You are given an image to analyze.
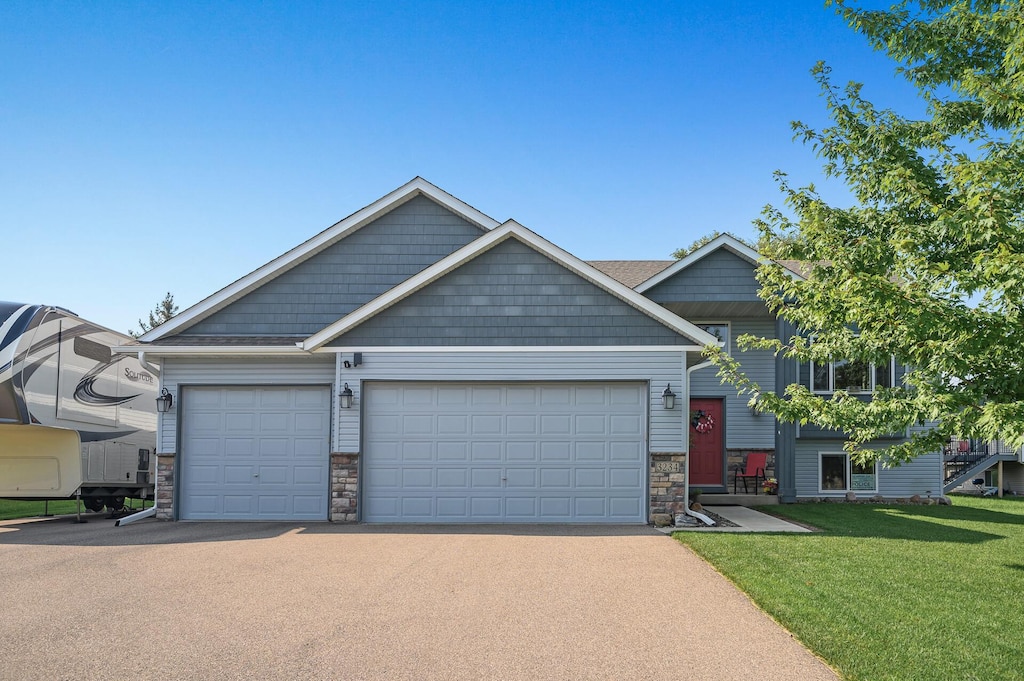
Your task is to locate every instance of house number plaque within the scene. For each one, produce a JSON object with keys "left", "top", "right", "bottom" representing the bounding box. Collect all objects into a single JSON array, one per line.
[{"left": 654, "top": 461, "right": 679, "bottom": 473}]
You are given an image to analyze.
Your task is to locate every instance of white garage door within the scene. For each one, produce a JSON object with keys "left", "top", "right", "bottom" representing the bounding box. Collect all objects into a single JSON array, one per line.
[
  {"left": 180, "top": 386, "right": 331, "bottom": 520},
  {"left": 363, "top": 382, "right": 647, "bottom": 523}
]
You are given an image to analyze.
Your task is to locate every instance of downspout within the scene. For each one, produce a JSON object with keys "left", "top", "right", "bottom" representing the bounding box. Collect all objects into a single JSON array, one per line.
[{"left": 683, "top": 358, "right": 715, "bottom": 525}]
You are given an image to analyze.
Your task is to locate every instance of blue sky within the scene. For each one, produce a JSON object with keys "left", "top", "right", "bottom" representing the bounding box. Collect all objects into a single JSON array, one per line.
[{"left": 1, "top": 1, "right": 920, "bottom": 335}]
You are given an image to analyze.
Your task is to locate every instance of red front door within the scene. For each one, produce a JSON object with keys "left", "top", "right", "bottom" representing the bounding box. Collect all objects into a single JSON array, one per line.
[{"left": 689, "top": 397, "right": 725, "bottom": 487}]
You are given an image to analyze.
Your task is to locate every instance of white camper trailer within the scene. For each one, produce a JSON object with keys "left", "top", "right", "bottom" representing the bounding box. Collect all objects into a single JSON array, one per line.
[{"left": 0, "top": 302, "right": 157, "bottom": 510}]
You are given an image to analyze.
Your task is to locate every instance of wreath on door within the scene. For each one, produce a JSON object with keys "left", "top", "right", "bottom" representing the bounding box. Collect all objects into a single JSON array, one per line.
[{"left": 690, "top": 409, "right": 715, "bottom": 434}]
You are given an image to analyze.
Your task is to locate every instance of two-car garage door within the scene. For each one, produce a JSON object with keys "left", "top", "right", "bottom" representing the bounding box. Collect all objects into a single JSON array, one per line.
[{"left": 362, "top": 382, "right": 647, "bottom": 523}]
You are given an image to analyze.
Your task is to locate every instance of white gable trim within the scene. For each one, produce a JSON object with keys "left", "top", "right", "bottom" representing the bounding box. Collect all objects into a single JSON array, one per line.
[
  {"left": 302, "top": 221, "right": 721, "bottom": 352},
  {"left": 635, "top": 233, "right": 787, "bottom": 293},
  {"left": 139, "top": 178, "right": 501, "bottom": 342}
]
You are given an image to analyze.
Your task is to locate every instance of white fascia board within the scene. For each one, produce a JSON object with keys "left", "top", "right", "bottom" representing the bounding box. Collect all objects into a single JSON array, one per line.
[
  {"left": 111, "top": 345, "right": 307, "bottom": 356},
  {"left": 139, "top": 177, "right": 501, "bottom": 342},
  {"left": 635, "top": 233, "right": 778, "bottom": 293},
  {"left": 302, "top": 221, "right": 721, "bottom": 351},
  {"left": 313, "top": 345, "right": 706, "bottom": 353}
]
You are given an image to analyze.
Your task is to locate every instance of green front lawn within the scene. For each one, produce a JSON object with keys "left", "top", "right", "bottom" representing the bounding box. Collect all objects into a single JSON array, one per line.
[
  {"left": 0, "top": 498, "right": 152, "bottom": 521},
  {"left": 674, "top": 496, "right": 1024, "bottom": 681}
]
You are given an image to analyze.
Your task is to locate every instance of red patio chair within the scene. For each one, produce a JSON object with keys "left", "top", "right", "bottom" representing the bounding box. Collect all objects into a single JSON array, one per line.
[{"left": 733, "top": 452, "right": 769, "bottom": 494}]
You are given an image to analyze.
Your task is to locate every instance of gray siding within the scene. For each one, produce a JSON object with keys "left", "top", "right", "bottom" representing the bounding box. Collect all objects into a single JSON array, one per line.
[
  {"left": 644, "top": 249, "right": 761, "bottom": 304},
  {"left": 333, "top": 350, "right": 687, "bottom": 454},
  {"left": 158, "top": 357, "right": 336, "bottom": 454},
  {"left": 328, "top": 239, "right": 691, "bottom": 346},
  {"left": 794, "top": 440, "right": 943, "bottom": 497},
  {"left": 689, "top": 318, "right": 775, "bottom": 449},
  {"left": 184, "top": 196, "right": 485, "bottom": 337}
]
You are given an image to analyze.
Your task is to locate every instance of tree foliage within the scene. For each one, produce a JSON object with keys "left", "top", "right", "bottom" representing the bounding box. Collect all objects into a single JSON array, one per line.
[
  {"left": 710, "top": 0, "right": 1024, "bottom": 463},
  {"left": 132, "top": 292, "right": 178, "bottom": 338}
]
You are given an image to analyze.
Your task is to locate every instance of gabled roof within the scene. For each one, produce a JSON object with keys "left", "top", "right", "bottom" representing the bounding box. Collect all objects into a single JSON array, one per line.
[
  {"left": 634, "top": 233, "right": 804, "bottom": 293},
  {"left": 139, "top": 177, "right": 501, "bottom": 342},
  {"left": 301, "top": 221, "right": 720, "bottom": 352},
  {"left": 588, "top": 260, "right": 674, "bottom": 288}
]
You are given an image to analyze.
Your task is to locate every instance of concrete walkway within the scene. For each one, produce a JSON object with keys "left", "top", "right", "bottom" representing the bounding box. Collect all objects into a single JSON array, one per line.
[
  {"left": 664, "top": 506, "right": 813, "bottom": 533},
  {"left": 0, "top": 516, "right": 836, "bottom": 680}
]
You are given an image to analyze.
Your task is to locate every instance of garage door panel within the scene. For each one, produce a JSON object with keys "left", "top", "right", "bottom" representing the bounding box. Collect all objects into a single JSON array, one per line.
[
  {"left": 180, "top": 386, "right": 330, "bottom": 521},
  {"left": 401, "top": 468, "right": 433, "bottom": 487},
  {"left": 258, "top": 439, "right": 288, "bottom": 457},
  {"left": 437, "top": 442, "right": 468, "bottom": 461},
  {"left": 436, "top": 497, "right": 468, "bottom": 518},
  {"left": 401, "top": 497, "right": 433, "bottom": 517},
  {"left": 540, "top": 442, "right": 571, "bottom": 461},
  {"left": 470, "top": 497, "right": 502, "bottom": 517},
  {"left": 363, "top": 382, "right": 647, "bottom": 523},
  {"left": 471, "top": 442, "right": 501, "bottom": 461},
  {"left": 575, "top": 442, "right": 607, "bottom": 461},
  {"left": 436, "top": 468, "right": 468, "bottom": 487},
  {"left": 506, "top": 442, "right": 537, "bottom": 461},
  {"left": 506, "top": 497, "right": 538, "bottom": 517},
  {"left": 575, "top": 498, "right": 607, "bottom": 517},
  {"left": 225, "top": 390, "right": 257, "bottom": 408},
  {"left": 610, "top": 442, "right": 643, "bottom": 461},
  {"left": 507, "top": 415, "right": 537, "bottom": 434},
  {"left": 471, "top": 415, "right": 502, "bottom": 434},
  {"left": 470, "top": 468, "right": 502, "bottom": 487},
  {"left": 505, "top": 468, "right": 538, "bottom": 487},
  {"left": 402, "top": 442, "right": 432, "bottom": 461},
  {"left": 540, "top": 468, "right": 571, "bottom": 487},
  {"left": 224, "top": 465, "right": 254, "bottom": 484}
]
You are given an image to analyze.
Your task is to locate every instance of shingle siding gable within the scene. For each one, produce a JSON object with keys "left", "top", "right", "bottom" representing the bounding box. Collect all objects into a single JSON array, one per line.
[
  {"left": 183, "top": 195, "right": 485, "bottom": 336},
  {"left": 328, "top": 239, "right": 690, "bottom": 346},
  {"left": 644, "top": 249, "right": 762, "bottom": 303}
]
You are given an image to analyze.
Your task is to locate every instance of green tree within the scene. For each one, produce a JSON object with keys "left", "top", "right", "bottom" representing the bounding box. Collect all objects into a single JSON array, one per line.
[
  {"left": 132, "top": 292, "right": 178, "bottom": 338},
  {"left": 709, "top": 0, "right": 1024, "bottom": 463},
  {"left": 671, "top": 231, "right": 758, "bottom": 260}
]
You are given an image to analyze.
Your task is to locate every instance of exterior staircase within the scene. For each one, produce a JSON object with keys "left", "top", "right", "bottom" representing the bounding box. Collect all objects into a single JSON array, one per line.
[{"left": 943, "top": 439, "right": 1021, "bottom": 493}]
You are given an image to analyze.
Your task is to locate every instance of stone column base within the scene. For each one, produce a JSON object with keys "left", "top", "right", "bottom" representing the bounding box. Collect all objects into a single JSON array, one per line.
[
  {"left": 331, "top": 452, "right": 359, "bottom": 522},
  {"left": 156, "top": 453, "right": 176, "bottom": 520},
  {"left": 650, "top": 452, "right": 687, "bottom": 521}
]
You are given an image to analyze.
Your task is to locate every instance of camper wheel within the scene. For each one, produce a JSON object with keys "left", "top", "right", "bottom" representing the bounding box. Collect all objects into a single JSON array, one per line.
[
  {"left": 105, "top": 496, "right": 126, "bottom": 511},
  {"left": 83, "top": 497, "right": 105, "bottom": 513}
]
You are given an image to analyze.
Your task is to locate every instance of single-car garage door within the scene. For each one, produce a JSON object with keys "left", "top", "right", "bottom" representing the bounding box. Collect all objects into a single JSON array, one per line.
[
  {"left": 362, "top": 382, "right": 647, "bottom": 523},
  {"left": 180, "top": 386, "right": 331, "bottom": 520}
]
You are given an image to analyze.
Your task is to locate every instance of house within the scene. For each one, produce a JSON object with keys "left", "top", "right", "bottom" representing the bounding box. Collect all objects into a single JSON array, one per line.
[{"left": 118, "top": 178, "right": 945, "bottom": 522}]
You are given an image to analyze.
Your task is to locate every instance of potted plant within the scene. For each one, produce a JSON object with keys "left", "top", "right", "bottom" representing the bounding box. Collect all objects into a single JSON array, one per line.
[{"left": 762, "top": 478, "right": 779, "bottom": 495}]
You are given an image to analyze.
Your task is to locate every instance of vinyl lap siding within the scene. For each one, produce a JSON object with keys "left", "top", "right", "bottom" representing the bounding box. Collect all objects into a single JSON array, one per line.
[
  {"left": 332, "top": 350, "right": 686, "bottom": 454},
  {"left": 159, "top": 357, "right": 335, "bottom": 454}
]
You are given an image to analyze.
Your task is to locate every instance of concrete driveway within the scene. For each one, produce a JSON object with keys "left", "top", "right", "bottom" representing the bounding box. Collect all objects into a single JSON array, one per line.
[{"left": 0, "top": 516, "right": 837, "bottom": 681}]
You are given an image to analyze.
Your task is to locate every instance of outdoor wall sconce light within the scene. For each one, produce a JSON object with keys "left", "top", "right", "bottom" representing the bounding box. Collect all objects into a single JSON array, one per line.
[
  {"left": 662, "top": 384, "right": 677, "bottom": 410},
  {"left": 155, "top": 388, "right": 173, "bottom": 413},
  {"left": 339, "top": 383, "right": 354, "bottom": 409}
]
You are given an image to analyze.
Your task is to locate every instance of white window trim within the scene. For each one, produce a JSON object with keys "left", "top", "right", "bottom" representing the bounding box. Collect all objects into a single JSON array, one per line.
[
  {"left": 818, "top": 451, "right": 878, "bottom": 494},
  {"left": 808, "top": 357, "right": 896, "bottom": 395}
]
